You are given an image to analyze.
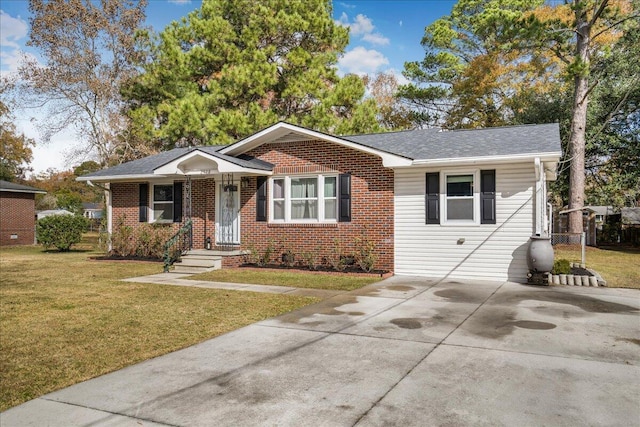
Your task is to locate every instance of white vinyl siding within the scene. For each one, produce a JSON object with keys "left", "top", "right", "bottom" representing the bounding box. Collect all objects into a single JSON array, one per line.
[{"left": 394, "top": 162, "right": 536, "bottom": 282}]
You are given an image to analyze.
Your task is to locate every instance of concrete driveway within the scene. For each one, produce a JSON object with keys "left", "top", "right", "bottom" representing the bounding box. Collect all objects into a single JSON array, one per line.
[{"left": 3, "top": 277, "right": 639, "bottom": 426}]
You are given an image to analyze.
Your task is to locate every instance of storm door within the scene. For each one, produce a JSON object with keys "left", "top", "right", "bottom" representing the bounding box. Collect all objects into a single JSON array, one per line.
[{"left": 216, "top": 175, "right": 240, "bottom": 247}]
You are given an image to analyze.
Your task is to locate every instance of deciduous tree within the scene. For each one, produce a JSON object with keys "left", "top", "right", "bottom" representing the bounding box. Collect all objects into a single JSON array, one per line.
[
  {"left": 363, "top": 73, "right": 414, "bottom": 130},
  {"left": 0, "top": 101, "right": 34, "bottom": 182},
  {"left": 19, "top": 0, "right": 147, "bottom": 166}
]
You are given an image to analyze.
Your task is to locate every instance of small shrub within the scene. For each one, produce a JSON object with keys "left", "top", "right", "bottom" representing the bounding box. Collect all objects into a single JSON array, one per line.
[
  {"left": 281, "top": 249, "right": 296, "bottom": 267},
  {"left": 327, "top": 238, "right": 347, "bottom": 271},
  {"left": 258, "top": 239, "right": 277, "bottom": 266},
  {"left": 37, "top": 214, "right": 88, "bottom": 252},
  {"left": 552, "top": 259, "right": 571, "bottom": 275},
  {"left": 354, "top": 230, "right": 377, "bottom": 273},
  {"left": 109, "top": 215, "right": 174, "bottom": 259},
  {"left": 110, "top": 216, "right": 135, "bottom": 256},
  {"left": 243, "top": 244, "right": 260, "bottom": 265},
  {"left": 301, "top": 247, "right": 321, "bottom": 270}
]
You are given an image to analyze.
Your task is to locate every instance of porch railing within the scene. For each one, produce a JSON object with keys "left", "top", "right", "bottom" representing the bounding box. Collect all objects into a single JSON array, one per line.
[{"left": 163, "top": 218, "right": 193, "bottom": 272}]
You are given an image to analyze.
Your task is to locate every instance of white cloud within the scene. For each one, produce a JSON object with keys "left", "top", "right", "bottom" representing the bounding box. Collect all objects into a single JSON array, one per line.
[
  {"left": 0, "top": 10, "right": 28, "bottom": 48},
  {"left": 0, "top": 50, "right": 21, "bottom": 75},
  {"left": 349, "top": 14, "right": 375, "bottom": 36},
  {"left": 335, "top": 13, "right": 389, "bottom": 46},
  {"left": 338, "top": 46, "right": 389, "bottom": 76},
  {"left": 338, "top": 2, "right": 356, "bottom": 9},
  {"left": 362, "top": 32, "right": 390, "bottom": 46},
  {"left": 167, "top": 0, "right": 191, "bottom": 4}
]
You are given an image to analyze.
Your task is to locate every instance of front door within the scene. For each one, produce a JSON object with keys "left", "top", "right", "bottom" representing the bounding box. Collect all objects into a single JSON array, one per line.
[{"left": 216, "top": 181, "right": 240, "bottom": 246}]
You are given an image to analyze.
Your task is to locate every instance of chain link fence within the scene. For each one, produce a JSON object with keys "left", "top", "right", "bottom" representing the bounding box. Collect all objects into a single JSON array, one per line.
[{"left": 551, "top": 232, "right": 586, "bottom": 266}]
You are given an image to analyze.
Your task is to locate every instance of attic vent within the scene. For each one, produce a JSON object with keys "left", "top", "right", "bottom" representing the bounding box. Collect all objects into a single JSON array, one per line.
[{"left": 272, "top": 132, "right": 315, "bottom": 144}]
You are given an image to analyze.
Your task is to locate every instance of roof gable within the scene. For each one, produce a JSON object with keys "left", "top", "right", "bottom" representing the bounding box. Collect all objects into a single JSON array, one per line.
[
  {"left": 77, "top": 146, "right": 272, "bottom": 182},
  {"left": 219, "top": 122, "right": 413, "bottom": 168}
]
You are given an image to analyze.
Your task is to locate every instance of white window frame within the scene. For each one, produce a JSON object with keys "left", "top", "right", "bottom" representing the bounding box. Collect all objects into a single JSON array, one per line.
[
  {"left": 441, "top": 170, "right": 481, "bottom": 225},
  {"left": 151, "top": 182, "right": 174, "bottom": 224},
  {"left": 269, "top": 174, "right": 338, "bottom": 223}
]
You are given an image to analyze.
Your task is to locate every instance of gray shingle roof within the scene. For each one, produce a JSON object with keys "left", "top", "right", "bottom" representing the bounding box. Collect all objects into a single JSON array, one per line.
[
  {"left": 81, "top": 146, "right": 273, "bottom": 179},
  {"left": 79, "top": 123, "right": 561, "bottom": 180},
  {"left": 344, "top": 123, "right": 561, "bottom": 160},
  {"left": 0, "top": 180, "right": 46, "bottom": 193}
]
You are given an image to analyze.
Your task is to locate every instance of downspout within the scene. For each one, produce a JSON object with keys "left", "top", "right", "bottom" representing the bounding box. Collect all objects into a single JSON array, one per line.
[
  {"left": 87, "top": 180, "right": 112, "bottom": 250},
  {"left": 534, "top": 158, "right": 543, "bottom": 236}
]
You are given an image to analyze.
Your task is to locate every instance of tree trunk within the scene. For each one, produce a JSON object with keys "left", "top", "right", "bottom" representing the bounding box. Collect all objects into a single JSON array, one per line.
[{"left": 567, "top": 6, "right": 592, "bottom": 235}]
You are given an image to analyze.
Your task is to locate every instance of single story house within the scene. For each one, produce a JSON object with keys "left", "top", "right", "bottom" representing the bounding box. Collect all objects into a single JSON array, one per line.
[
  {"left": 78, "top": 122, "right": 561, "bottom": 282},
  {"left": 36, "top": 209, "right": 74, "bottom": 220},
  {"left": 0, "top": 180, "right": 46, "bottom": 246},
  {"left": 82, "top": 202, "right": 104, "bottom": 219}
]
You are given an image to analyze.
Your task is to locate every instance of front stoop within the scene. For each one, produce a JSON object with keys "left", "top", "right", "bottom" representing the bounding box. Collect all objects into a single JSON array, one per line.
[{"left": 170, "top": 250, "right": 222, "bottom": 274}]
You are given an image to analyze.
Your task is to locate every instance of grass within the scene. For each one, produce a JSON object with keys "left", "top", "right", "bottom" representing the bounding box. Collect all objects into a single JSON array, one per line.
[
  {"left": 188, "top": 268, "right": 382, "bottom": 291},
  {"left": 0, "top": 235, "right": 317, "bottom": 411},
  {"left": 554, "top": 246, "right": 640, "bottom": 288}
]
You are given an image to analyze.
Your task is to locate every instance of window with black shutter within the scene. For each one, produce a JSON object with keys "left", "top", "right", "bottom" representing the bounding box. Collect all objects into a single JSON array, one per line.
[
  {"left": 173, "top": 182, "right": 183, "bottom": 223},
  {"left": 256, "top": 177, "right": 267, "bottom": 222},
  {"left": 338, "top": 173, "right": 351, "bottom": 222},
  {"left": 425, "top": 173, "right": 440, "bottom": 224},
  {"left": 139, "top": 183, "right": 148, "bottom": 222},
  {"left": 480, "top": 170, "right": 496, "bottom": 224}
]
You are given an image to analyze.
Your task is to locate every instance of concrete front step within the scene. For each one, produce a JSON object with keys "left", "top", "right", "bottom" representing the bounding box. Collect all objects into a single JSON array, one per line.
[
  {"left": 171, "top": 251, "right": 222, "bottom": 274},
  {"left": 178, "top": 257, "right": 222, "bottom": 267}
]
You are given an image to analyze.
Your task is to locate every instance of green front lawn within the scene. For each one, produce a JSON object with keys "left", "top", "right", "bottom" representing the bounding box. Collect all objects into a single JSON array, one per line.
[
  {"left": 188, "top": 268, "right": 382, "bottom": 291},
  {"left": 554, "top": 246, "right": 640, "bottom": 288},
  {"left": 0, "top": 236, "right": 317, "bottom": 411}
]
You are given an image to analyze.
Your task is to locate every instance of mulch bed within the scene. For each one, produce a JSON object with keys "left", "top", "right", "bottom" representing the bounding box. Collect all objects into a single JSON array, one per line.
[
  {"left": 237, "top": 264, "right": 392, "bottom": 278},
  {"left": 89, "top": 255, "right": 163, "bottom": 263}
]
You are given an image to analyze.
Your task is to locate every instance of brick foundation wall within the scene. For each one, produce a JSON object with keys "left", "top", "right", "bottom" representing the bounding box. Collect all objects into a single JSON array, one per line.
[
  {"left": 241, "top": 141, "right": 394, "bottom": 272},
  {"left": 0, "top": 191, "right": 37, "bottom": 246}
]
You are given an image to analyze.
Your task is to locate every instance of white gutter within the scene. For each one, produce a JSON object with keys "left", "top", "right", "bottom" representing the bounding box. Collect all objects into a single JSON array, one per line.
[
  {"left": 0, "top": 188, "right": 47, "bottom": 194},
  {"left": 76, "top": 174, "right": 159, "bottom": 183},
  {"left": 409, "top": 151, "right": 562, "bottom": 167}
]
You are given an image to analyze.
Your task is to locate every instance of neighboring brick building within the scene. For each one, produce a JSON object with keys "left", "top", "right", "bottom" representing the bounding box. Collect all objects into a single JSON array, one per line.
[
  {"left": 78, "top": 122, "right": 562, "bottom": 281},
  {"left": 0, "top": 180, "right": 46, "bottom": 246}
]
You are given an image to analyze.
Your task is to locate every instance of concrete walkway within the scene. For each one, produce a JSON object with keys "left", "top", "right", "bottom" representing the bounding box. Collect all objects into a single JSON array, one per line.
[
  {"left": 3, "top": 276, "right": 639, "bottom": 426},
  {"left": 121, "top": 272, "right": 348, "bottom": 299}
]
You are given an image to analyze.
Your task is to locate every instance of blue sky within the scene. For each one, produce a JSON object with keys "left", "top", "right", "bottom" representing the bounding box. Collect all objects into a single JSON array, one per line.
[{"left": 0, "top": 0, "right": 457, "bottom": 173}]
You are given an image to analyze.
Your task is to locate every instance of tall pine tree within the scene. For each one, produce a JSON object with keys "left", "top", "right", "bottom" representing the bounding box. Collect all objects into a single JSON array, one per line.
[{"left": 123, "top": 0, "right": 379, "bottom": 150}]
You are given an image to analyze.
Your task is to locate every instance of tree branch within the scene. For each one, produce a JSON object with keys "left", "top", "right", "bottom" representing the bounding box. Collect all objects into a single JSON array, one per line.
[
  {"left": 592, "top": 13, "right": 640, "bottom": 41},
  {"left": 588, "top": 0, "right": 610, "bottom": 28}
]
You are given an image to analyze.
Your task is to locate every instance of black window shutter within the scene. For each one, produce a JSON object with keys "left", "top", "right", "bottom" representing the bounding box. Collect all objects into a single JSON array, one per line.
[
  {"left": 173, "top": 182, "right": 183, "bottom": 223},
  {"left": 425, "top": 173, "right": 440, "bottom": 224},
  {"left": 256, "top": 177, "right": 267, "bottom": 222},
  {"left": 481, "top": 170, "right": 496, "bottom": 224},
  {"left": 139, "top": 183, "right": 148, "bottom": 222},
  {"left": 338, "top": 173, "right": 351, "bottom": 222}
]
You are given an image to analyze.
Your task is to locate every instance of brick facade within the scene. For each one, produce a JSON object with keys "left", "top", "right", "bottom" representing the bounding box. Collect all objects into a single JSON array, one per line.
[
  {"left": 109, "top": 140, "right": 395, "bottom": 272},
  {"left": 241, "top": 141, "right": 394, "bottom": 272},
  {"left": 111, "top": 179, "right": 217, "bottom": 249},
  {"left": 0, "top": 191, "right": 37, "bottom": 246}
]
